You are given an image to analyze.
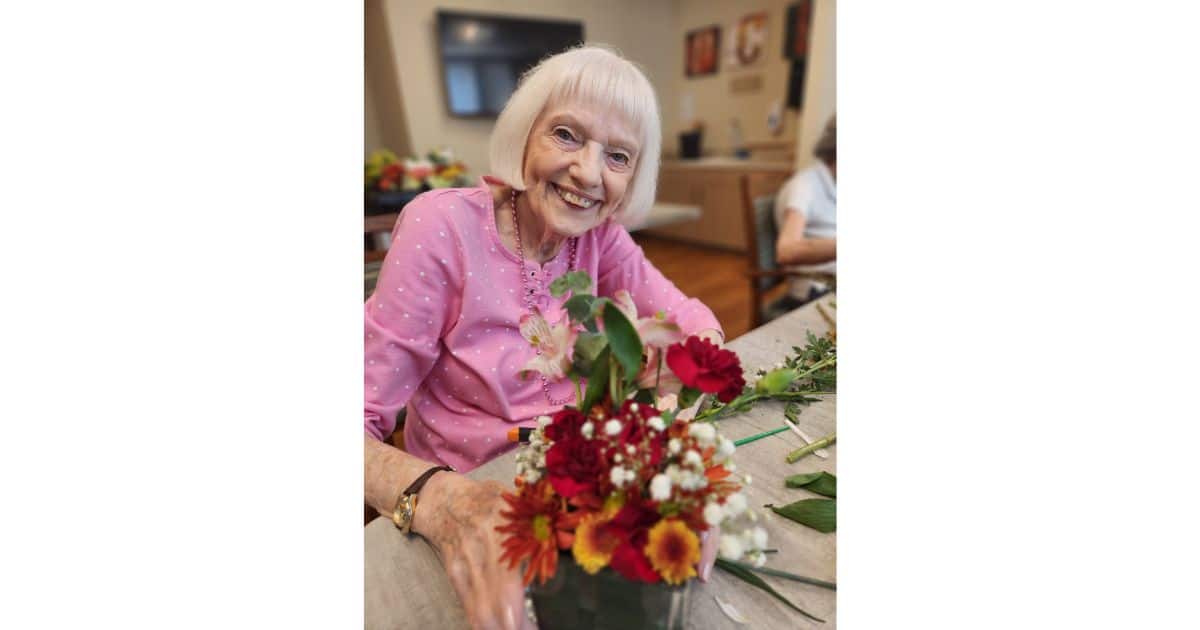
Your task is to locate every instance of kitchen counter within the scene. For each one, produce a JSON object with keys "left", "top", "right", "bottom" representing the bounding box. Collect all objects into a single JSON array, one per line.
[{"left": 661, "top": 157, "right": 794, "bottom": 172}]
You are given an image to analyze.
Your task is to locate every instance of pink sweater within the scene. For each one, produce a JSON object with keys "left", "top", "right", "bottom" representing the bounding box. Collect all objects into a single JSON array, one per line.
[{"left": 364, "top": 179, "right": 722, "bottom": 471}]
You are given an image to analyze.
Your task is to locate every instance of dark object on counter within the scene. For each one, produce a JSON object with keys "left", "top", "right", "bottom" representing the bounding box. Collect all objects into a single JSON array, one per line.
[
  {"left": 365, "top": 189, "right": 422, "bottom": 216},
  {"left": 678, "top": 130, "right": 703, "bottom": 159}
]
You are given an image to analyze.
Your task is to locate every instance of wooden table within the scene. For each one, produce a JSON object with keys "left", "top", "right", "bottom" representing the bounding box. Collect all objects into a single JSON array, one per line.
[{"left": 365, "top": 295, "right": 837, "bottom": 628}]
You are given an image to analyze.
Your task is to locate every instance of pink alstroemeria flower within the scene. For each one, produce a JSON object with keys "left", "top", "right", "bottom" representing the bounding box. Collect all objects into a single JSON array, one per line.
[
  {"left": 612, "top": 290, "right": 686, "bottom": 394},
  {"left": 612, "top": 290, "right": 685, "bottom": 349},
  {"left": 518, "top": 310, "right": 578, "bottom": 381}
]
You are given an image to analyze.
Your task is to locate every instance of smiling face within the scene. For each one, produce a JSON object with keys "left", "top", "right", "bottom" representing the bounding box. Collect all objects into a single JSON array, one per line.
[{"left": 519, "top": 100, "right": 641, "bottom": 238}]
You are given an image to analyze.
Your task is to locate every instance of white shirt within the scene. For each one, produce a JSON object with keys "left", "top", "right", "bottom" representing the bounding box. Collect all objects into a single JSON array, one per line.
[{"left": 774, "top": 161, "right": 836, "bottom": 298}]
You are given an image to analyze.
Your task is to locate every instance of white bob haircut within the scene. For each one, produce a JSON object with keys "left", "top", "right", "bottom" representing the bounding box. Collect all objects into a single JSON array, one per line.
[{"left": 489, "top": 45, "right": 661, "bottom": 227}]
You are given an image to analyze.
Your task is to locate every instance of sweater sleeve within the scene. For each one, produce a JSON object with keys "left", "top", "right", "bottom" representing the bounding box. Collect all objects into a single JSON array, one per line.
[
  {"left": 364, "top": 191, "right": 465, "bottom": 440},
  {"left": 594, "top": 222, "right": 723, "bottom": 340}
]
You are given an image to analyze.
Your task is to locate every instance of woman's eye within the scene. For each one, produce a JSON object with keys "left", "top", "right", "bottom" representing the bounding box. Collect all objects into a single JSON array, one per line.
[
  {"left": 609, "top": 152, "right": 630, "bottom": 166},
  {"left": 553, "top": 128, "right": 575, "bottom": 142}
]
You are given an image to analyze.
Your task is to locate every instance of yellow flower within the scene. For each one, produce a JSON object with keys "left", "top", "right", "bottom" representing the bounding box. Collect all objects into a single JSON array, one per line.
[
  {"left": 572, "top": 513, "right": 619, "bottom": 575},
  {"left": 643, "top": 518, "right": 700, "bottom": 585}
]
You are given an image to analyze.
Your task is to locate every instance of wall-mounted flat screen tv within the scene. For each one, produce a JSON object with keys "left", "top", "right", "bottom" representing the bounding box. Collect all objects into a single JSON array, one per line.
[{"left": 436, "top": 11, "right": 584, "bottom": 117}]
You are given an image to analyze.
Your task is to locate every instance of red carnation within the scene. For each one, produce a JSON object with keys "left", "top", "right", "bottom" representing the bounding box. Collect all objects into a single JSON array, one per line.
[
  {"left": 544, "top": 438, "right": 605, "bottom": 498},
  {"left": 665, "top": 336, "right": 746, "bottom": 403},
  {"left": 543, "top": 408, "right": 587, "bottom": 444}
]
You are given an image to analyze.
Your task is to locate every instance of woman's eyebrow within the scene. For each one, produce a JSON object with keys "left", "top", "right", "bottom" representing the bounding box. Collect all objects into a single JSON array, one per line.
[{"left": 549, "top": 113, "right": 638, "bottom": 153}]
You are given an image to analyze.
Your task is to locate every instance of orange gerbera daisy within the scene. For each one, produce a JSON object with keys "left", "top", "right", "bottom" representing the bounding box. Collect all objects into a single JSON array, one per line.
[
  {"left": 495, "top": 480, "right": 568, "bottom": 586},
  {"left": 572, "top": 512, "right": 620, "bottom": 574},
  {"left": 643, "top": 518, "right": 700, "bottom": 585}
]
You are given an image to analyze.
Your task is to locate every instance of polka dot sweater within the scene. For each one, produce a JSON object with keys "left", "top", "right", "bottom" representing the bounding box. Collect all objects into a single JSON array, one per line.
[{"left": 364, "top": 179, "right": 722, "bottom": 471}]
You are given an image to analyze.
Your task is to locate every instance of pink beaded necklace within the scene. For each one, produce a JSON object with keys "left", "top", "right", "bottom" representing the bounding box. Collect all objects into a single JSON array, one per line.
[{"left": 510, "top": 187, "right": 578, "bottom": 406}]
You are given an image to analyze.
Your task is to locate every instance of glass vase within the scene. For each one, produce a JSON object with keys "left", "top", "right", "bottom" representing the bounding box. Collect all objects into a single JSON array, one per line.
[{"left": 528, "top": 554, "right": 692, "bottom": 630}]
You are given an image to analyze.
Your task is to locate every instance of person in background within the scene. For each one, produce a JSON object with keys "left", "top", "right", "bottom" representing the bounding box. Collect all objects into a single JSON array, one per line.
[
  {"left": 774, "top": 115, "right": 836, "bottom": 308},
  {"left": 364, "top": 46, "right": 720, "bottom": 629}
]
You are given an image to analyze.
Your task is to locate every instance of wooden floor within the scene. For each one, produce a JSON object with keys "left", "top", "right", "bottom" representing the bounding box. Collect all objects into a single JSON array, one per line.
[{"left": 632, "top": 234, "right": 760, "bottom": 341}]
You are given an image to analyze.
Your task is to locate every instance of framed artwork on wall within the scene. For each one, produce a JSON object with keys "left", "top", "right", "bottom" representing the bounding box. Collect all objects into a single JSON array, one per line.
[
  {"left": 685, "top": 25, "right": 720, "bottom": 77},
  {"left": 726, "top": 12, "right": 768, "bottom": 69}
]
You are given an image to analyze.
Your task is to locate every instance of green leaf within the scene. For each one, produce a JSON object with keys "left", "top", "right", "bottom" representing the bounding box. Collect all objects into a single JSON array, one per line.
[
  {"left": 633, "top": 388, "right": 655, "bottom": 405},
  {"left": 678, "top": 386, "right": 701, "bottom": 410},
  {"left": 549, "top": 270, "right": 593, "bottom": 297},
  {"left": 571, "top": 332, "right": 607, "bottom": 373},
  {"left": 564, "top": 294, "right": 598, "bottom": 331},
  {"left": 717, "top": 558, "right": 836, "bottom": 591},
  {"left": 602, "top": 302, "right": 642, "bottom": 385},
  {"left": 714, "top": 559, "right": 826, "bottom": 623},
  {"left": 768, "top": 498, "right": 836, "bottom": 533},
  {"left": 784, "top": 472, "right": 837, "bottom": 498},
  {"left": 580, "top": 347, "right": 611, "bottom": 412}
]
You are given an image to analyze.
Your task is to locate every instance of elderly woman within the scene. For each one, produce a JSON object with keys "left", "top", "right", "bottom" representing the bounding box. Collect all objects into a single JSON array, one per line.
[{"left": 364, "top": 46, "right": 721, "bottom": 629}]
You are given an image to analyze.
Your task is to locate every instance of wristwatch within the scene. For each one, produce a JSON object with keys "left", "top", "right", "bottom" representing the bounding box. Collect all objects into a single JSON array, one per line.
[{"left": 392, "top": 464, "right": 455, "bottom": 535}]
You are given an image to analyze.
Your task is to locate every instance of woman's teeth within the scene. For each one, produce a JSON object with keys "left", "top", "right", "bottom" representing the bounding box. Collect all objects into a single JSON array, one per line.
[{"left": 555, "top": 185, "right": 596, "bottom": 209}]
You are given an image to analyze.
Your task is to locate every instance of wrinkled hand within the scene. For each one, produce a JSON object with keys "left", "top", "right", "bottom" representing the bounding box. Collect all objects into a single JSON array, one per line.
[{"left": 415, "top": 475, "right": 534, "bottom": 630}]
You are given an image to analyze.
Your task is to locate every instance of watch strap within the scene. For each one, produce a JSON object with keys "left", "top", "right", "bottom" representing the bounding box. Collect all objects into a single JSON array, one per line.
[{"left": 391, "top": 464, "right": 454, "bottom": 534}]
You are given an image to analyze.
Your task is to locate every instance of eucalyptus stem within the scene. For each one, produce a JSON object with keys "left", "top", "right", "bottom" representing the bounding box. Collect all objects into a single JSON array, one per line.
[
  {"left": 786, "top": 432, "right": 836, "bottom": 463},
  {"left": 719, "top": 558, "right": 837, "bottom": 591}
]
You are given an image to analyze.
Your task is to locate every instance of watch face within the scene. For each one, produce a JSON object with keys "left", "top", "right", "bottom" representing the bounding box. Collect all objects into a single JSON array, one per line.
[{"left": 394, "top": 494, "right": 417, "bottom": 532}]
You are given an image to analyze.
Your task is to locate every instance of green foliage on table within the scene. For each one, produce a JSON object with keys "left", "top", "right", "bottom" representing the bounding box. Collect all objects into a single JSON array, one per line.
[
  {"left": 691, "top": 331, "right": 835, "bottom": 423},
  {"left": 714, "top": 559, "right": 826, "bottom": 623},
  {"left": 785, "top": 471, "right": 837, "bottom": 498},
  {"left": 786, "top": 331, "right": 837, "bottom": 392},
  {"left": 717, "top": 558, "right": 836, "bottom": 591},
  {"left": 755, "top": 367, "right": 797, "bottom": 395},
  {"left": 767, "top": 498, "right": 836, "bottom": 533}
]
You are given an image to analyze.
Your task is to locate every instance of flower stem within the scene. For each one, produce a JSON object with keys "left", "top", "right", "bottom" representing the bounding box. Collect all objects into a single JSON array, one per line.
[
  {"left": 795, "top": 355, "right": 836, "bottom": 379},
  {"left": 733, "top": 426, "right": 791, "bottom": 446},
  {"left": 785, "top": 432, "right": 836, "bottom": 463}
]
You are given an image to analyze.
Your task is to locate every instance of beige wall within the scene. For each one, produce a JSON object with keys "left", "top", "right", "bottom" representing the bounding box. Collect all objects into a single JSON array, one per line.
[
  {"left": 373, "top": 0, "right": 677, "bottom": 178},
  {"left": 671, "top": 0, "right": 801, "bottom": 156},
  {"left": 794, "top": 0, "right": 835, "bottom": 170},
  {"left": 366, "top": 0, "right": 413, "bottom": 158},
  {"left": 365, "top": 69, "right": 383, "bottom": 156},
  {"left": 366, "top": 0, "right": 835, "bottom": 176}
]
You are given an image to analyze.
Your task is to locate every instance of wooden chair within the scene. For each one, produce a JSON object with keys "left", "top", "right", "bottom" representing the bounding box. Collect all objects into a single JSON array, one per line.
[{"left": 740, "top": 173, "right": 836, "bottom": 329}]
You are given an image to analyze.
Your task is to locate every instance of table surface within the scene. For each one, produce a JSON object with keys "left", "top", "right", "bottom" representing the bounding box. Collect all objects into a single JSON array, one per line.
[{"left": 365, "top": 295, "right": 837, "bottom": 629}]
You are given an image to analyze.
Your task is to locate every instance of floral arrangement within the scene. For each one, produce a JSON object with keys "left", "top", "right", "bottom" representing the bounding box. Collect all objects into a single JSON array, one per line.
[
  {"left": 364, "top": 147, "right": 470, "bottom": 193},
  {"left": 496, "top": 271, "right": 783, "bottom": 587}
]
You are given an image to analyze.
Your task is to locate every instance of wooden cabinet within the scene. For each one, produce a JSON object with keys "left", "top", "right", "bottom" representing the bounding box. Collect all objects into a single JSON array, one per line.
[{"left": 645, "top": 161, "right": 791, "bottom": 252}]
